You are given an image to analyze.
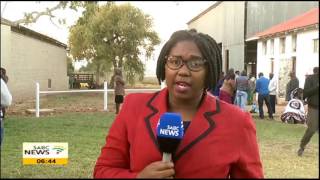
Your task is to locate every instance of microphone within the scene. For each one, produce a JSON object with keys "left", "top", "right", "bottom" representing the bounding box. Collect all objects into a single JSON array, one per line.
[{"left": 156, "top": 113, "right": 184, "bottom": 162}]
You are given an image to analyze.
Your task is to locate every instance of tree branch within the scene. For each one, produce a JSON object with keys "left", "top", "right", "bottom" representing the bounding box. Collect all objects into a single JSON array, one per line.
[{"left": 12, "top": 1, "right": 67, "bottom": 26}]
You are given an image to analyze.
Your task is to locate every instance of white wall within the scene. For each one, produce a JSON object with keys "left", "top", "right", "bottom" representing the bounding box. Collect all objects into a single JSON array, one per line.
[
  {"left": 1, "top": 24, "right": 11, "bottom": 69},
  {"left": 188, "top": 3, "right": 224, "bottom": 43},
  {"left": 188, "top": 2, "right": 246, "bottom": 72},
  {"left": 1, "top": 28, "right": 68, "bottom": 102},
  {"left": 257, "top": 28, "right": 319, "bottom": 97},
  {"left": 257, "top": 41, "right": 272, "bottom": 77},
  {"left": 296, "top": 30, "right": 319, "bottom": 88}
]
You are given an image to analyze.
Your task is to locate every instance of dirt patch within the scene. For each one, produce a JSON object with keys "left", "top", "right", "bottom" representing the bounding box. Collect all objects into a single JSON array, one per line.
[{"left": 6, "top": 93, "right": 116, "bottom": 116}]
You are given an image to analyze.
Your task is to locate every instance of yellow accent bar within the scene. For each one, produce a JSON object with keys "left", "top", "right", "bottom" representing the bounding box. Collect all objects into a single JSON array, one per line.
[{"left": 23, "top": 158, "right": 68, "bottom": 165}]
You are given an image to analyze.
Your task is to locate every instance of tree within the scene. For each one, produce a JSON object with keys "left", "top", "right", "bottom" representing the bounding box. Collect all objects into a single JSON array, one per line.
[
  {"left": 67, "top": 56, "right": 75, "bottom": 75},
  {"left": 68, "top": 2, "right": 160, "bottom": 86}
]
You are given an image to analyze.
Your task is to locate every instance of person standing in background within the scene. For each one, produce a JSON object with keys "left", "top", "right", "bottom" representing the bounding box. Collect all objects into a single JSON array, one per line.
[
  {"left": 268, "top": 73, "right": 277, "bottom": 115},
  {"left": 0, "top": 67, "right": 9, "bottom": 119},
  {"left": 286, "top": 72, "right": 299, "bottom": 101},
  {"left": 235, "top": 70, "right": 240, "bottom": 80},
  {"left": 0, "top": 67, "right": 8, "bottom": 83},
  {"left": 256, "top": 72, "right": 273, "bottom": 120},
  {"left": 1, "top": 67, "right": 12, "bottom": 146},
  {"left": 248, "top": 73, "right": 256, "bottom": 105},
  {"left": 297, "top": 67, "right": 319, "bottom": 156},
  {"left": 234, "top": 70, "right": 249, "bottom": 111},
  {"left": 114, "top": 68, "right": 125, "bottom": 114}
]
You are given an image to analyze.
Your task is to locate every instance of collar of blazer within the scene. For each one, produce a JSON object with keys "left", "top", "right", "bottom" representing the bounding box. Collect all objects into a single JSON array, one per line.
[{"left": 144, "top": 88, "right": 220, "bottom": 162}]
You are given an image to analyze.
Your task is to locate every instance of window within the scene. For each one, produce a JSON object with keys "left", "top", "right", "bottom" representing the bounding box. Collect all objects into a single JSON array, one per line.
[
  {"left": 270, "top": 39, "right": 274, "bottom": 55},
  {"left": 280, "top": 37, "right": 285, "bottom": 54},
  {"left": 314, "top": 39, "right": 319, "bottom": 53},
  {"left": 292, "top": 34, "right": 297, "bottom": 52},
  {"left": 262, "top": 41, "right": 267, "bottom": 55},
  {"left": 48, "top": 79, "right": 52, "bottom": 89}
]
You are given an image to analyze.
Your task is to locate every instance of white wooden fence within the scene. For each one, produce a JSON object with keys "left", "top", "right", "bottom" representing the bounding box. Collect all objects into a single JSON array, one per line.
[{"left": 35, "top": 81, "right": 165, "bottom": 117}]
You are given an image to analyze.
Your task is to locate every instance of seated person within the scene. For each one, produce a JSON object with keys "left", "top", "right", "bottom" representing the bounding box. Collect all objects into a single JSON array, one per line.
[
  {"left": 280, "top": 88, "right": 306, "bottom": 124},
  {"left": 249, "top": 102, "right": 259, "bottom": 114}
]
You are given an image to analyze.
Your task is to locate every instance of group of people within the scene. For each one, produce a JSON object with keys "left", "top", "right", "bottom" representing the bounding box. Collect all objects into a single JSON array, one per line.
[
  {"left": 210, "top": 69, "right": 275, "bottom": 120},
  {"left": 210, "top": 68, "right": 314, "bottom": 124}
]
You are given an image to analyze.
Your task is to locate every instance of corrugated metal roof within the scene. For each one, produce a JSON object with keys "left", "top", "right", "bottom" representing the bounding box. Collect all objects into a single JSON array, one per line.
[
  {"left": 1, "top": 17, "right": 67, "bottom": 49},
  {"left": 255, "top": 8, "right": 319, "bottom": 37}
]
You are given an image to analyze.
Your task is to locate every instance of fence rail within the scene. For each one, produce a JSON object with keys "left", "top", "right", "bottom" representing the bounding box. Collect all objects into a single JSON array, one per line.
[{"left": 35, "top": 82, "right": 162, "bottom": 117}]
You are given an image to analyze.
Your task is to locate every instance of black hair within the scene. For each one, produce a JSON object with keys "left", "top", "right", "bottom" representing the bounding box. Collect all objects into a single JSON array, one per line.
[
  {"left": 156, "top": 29, "right": 222, "bottom": 90},
  {"left": 0, "top": 67, "right": 8, "bottom": 83},
  {"left": 224, "top": 69, "right": 235, "bottom": 80},
  {"left": 291, "top": 88, "right": 303, "bottom": 100},
  {"left": 269, "top": 73, "right": 274, "bottom": 79},
  {"left": 241, "top": 70, "right": 247, "bottom": 76},
  {"left": 258, "top": 72, "right": 263, "bottom": 77}
]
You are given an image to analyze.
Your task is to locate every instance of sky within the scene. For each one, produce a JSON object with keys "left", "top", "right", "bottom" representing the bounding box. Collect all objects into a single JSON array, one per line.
[{"left": 1, "top": 1, "right": 215, "bottom": 75}]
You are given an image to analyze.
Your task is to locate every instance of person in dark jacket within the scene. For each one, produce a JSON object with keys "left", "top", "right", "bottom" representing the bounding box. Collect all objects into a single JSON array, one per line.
[
  {"left": 297, "top": 67, "right": 319, "bottom": 156},
  {"left": 285, "top": 72, "right": 299, "bottom": 101}
]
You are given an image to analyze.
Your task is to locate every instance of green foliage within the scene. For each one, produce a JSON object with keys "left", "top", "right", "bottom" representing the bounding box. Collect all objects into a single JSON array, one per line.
[
  {"left": 124, "top": 57, "right": 145, "bottom": 85},
  {"left": 68, "top": 2, "right": 160, "bottom": 86},
  {"left": 67, "top": 56, "right": 75, "bottom": 75}
]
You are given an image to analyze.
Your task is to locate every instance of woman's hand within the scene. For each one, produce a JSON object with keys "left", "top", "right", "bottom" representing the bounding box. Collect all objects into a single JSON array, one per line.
[{"left": 137, "top": 161, "right": 175, "bottom": 179}]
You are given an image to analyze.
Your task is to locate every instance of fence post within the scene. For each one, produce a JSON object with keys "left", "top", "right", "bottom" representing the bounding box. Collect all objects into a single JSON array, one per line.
[
  {"left": 36, "top": 82, "right": 40, "bottom": 117},
  {"left": 104, "top": 81, "right": 108, "bottom": 111}
]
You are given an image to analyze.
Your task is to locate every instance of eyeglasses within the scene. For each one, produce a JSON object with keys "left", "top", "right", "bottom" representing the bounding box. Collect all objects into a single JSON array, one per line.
[{"left": 165, "top": 55, "right": 207, "bottom": 72}]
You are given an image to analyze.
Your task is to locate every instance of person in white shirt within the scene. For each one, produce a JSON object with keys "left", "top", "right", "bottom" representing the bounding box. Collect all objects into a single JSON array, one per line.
[
  {"left": 1, "top": 78, "right": 12, "bottom": 107},
  {"left": 1, "top": 77, "right": 12, "bottom": 146},
  {"left": 268, "top": 73, "right": 277, "bottom": 115}
]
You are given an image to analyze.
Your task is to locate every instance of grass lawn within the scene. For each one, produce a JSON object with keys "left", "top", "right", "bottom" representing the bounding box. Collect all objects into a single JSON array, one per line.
[
  {"left": 1, "top": 112, "right": 113, "bottom": 178},
  {"left": 1, "top": 112, "right": 318, "bottom": 178}
]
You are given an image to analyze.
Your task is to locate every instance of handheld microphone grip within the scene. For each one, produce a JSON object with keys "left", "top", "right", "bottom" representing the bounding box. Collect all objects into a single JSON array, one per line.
[
  {"left": 162, "top": 152, "right": 172, "bottom": 163},
  {"left": 156, "top": 113, "right": 184, "bottom": 162}
]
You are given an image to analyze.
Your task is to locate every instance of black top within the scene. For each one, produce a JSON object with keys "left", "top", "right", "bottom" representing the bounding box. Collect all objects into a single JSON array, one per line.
[
  {"left": 183, "top": 121, "right": 191, "bottom": 133},
  {"left": 303, "top": 73, "right": 319, "bottom": 108}
]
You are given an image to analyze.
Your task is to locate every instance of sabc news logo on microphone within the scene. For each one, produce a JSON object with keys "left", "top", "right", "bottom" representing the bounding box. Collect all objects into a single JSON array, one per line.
[
  {"left": 159, "top": 125, "right": 181, "bottom": 137},
  {"left": 23, "top": 142, "right": 68, "bottom": 165},
  {"left": 157, "top": 113, "right": 184, "bottom": 139}
]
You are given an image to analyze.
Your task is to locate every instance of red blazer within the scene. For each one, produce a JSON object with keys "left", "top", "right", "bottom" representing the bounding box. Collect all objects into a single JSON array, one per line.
[{"left": 94, "top": 88, "right": 264, "bottom": 178}]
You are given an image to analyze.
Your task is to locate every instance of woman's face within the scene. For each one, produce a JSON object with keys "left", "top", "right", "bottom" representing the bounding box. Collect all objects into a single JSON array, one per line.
[{"left": 165, "top": 40, "right": 207, "bottom": 102}]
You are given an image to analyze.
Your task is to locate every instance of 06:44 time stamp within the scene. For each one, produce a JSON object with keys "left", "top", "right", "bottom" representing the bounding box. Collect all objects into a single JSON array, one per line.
[
  {"left": 37, "top": 158, "right": 57, "bottom": 164},
  {"left": 23, "top": 158, "right": 68, "bottom": 165}
]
